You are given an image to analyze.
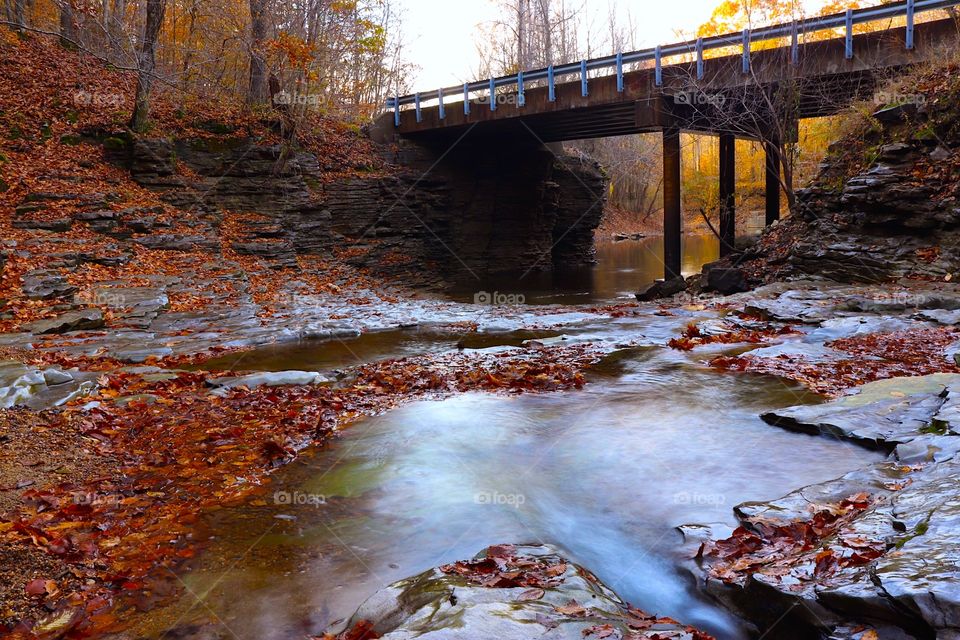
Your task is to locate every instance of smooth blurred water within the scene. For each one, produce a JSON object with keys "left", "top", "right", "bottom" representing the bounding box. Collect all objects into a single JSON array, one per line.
[{"left": 160, "top": 313, "right": 881, "bottom": 640}]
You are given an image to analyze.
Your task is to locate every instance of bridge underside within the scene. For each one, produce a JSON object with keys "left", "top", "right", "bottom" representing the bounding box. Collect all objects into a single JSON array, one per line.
[{"left": 383, "top": 17, "right": 959, "bottom": 281}]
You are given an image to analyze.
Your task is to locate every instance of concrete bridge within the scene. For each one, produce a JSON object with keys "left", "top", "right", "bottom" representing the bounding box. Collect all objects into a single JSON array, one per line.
[{"left": 382, "top": 0, "right": 960, "bottom": 281}]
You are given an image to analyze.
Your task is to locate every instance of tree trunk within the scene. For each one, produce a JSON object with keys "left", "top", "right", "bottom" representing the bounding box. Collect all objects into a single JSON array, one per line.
[
  {"left": 107, "top": 0, "right": 129, "bottom": 57},
  {"left": 13, "top": 0, "right": 25, "bottom": 26},
  {"left": 248, "top": 0, "right": 269, "bottom": 105},
  {"left": 59, "top": 0, "right": 77, "bottom": 47},
  {"left": 129, "top": 0, "right": 166, "bottom": 132}
]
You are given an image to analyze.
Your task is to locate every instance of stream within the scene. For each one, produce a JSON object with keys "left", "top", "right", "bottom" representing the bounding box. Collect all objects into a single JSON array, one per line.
[{"left": 147, "top": 238, "right": 883, "bottom": 640}]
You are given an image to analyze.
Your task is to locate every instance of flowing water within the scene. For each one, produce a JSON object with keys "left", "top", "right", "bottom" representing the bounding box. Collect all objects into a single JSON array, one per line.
[{"left": 149, "top": 238, "right": 882, "bottom": 640}]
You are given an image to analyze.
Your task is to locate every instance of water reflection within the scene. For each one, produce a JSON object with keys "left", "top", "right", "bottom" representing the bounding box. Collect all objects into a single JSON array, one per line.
[{"left": 448, "top": 235, "right": 719, "bottom": 305}]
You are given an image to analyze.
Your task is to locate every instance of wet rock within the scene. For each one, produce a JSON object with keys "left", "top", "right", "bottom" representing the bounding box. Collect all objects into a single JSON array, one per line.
[
  {"left": 22, "top": 273, "right": 78, "bottom": 300},
  {"left": 135, "top": 234, "right": 219, "bottom": 252},
  {"left": 762, "top": 374, "right": 960, "bottom": 451},
  {"left": 12, "top": 217, "right": 73, "bottom": 232},
  {"left": 873, "top": 459, "right": 960, "bottom": 634},
  {"left": 331, "top": 544, "right": 710, "bottom": 640},
  {"left": 25, "top": 309, "right": 105, "bottom": 335},
  {"left": 702, "top": 263, "right": 749, "bottom": 295},
  {"left": 636, "top": 276, "right": 686, "bottom": 301},
  {"left": 206, "top": 370, "right": 329, "bottom": 393},
  {"left": 42, "top": 368, "right": 74, "bottom": 386}
]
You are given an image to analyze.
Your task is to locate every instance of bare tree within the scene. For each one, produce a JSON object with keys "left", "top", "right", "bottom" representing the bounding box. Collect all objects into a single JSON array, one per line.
[
  {"left": 130, "top": 0, "right": 166, "bottom": 132},
  {"left": 248, "top": 0, "right": 271, "bottom": 105}
]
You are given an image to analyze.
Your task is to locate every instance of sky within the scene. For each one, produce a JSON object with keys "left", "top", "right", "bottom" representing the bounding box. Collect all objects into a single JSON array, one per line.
[{"left": 395, "top": 0, "right": 725, "bottom": 90}]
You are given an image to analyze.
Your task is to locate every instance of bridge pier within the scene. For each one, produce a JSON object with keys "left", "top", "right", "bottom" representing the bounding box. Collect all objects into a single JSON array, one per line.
[
  {"left": 764, "top": 139, "right": 782, "bottom": 225},
  {"left": 663, "top": 127, "right": 682, "bottom": 279},
  {"left": 719, "top": 133, "right": 736, "bottom": 258}
]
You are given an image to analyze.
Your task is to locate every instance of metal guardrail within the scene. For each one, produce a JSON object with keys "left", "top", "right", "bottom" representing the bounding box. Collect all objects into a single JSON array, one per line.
[{"left": 388, "top": 0, "right": 960, "bottom": 126}]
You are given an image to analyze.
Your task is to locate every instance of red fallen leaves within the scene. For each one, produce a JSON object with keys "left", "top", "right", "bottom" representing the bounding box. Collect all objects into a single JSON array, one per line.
[
  {"left": 1, "top": 345, "right": 601, "bottom": 638},
  {"left": 668, "top": 321, "right": 798, "bottom": 351},
  {"left": 712, "top": 326, "right": 960, "bottom": 396},
  {"left": 440, "top": 544, "right": 570, "bottom": 589},
  {"left": 327, "top": 620, "right": 380, "bottom": 640},
  {"left": 702, "top": 493, "right": 885, "bottom": 586}
]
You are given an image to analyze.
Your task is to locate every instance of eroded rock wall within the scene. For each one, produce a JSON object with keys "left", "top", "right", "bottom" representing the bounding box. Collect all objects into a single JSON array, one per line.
[{"left": 120, "top": 134, "right": 607, "bottom": 284}]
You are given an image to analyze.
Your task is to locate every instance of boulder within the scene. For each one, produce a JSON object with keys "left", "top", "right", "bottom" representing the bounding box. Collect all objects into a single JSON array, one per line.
[
  {"left": 703, "top": 264, "right": 749, "bottom": 295},
  {"left": 635, "top": 276, "right": 687, "bottom": 301},
  {"left": 25, "top": 309, "right": 105, "bottom": 335}
]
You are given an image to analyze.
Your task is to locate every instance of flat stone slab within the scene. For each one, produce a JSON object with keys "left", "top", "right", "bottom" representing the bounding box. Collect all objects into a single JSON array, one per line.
[
  {"left": 206, "top": 370, "right": 329, "bottom": 394},
  {"left": 761, "top": 374, "right": 960, "bottom": 451},
  {"left": 331, "top": 544, "right": 711, "bottom": 640},
  {"left": 25, "top": 309, "right": 105, "bottom": 335}
]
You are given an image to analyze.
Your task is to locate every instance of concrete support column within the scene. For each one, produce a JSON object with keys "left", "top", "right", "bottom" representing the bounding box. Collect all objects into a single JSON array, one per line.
[
  {"left": 719, "top": 133, "right": 736, "bottom": 257},
  {"left": 663, "top": 127, "right": 682, "bottom": 280},
  {"left": 764, "top": 139, "right": 781, "bottom": 226}
]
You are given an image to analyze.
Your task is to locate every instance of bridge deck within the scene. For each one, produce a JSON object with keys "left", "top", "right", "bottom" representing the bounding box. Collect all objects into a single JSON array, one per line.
[{"left": 395, "top": 17, "right": 957, "bottom": 143}]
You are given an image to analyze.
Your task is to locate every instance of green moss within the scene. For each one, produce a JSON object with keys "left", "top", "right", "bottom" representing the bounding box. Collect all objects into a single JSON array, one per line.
[
  {"left": 196, "top": 120, "right": 237, "bottom": 135},
  {"left": 896, "top": 519, "right": 930, "bottom": 549},
  {"left": 60, "top": 134, "right": 82, "bottom": 145},
  {"left": 914, "top": 124, "right": 938, "bottom": 141},
  {"left": 103, "top": 136, "right": 128, "bottom": 151},
  {"left": 920, "top": 421, "right": 949, "bottom": 435}
]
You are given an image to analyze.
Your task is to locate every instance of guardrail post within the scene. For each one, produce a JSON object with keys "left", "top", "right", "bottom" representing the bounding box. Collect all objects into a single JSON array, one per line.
[
  {"left": 742, "top": 29, "right": 750, "bottom": 73},
  {"left": 655, "top": 45, "right": 662, "bottom": 86},
  {"left": 845, "top": 8, "right": 853, "bottom": 59},
  {"left": 438, "top": 88, "right": 445, "bottom": 120},
  {"left": 489, "top": 77, "right": 496, "bottom": 111},
  {"left": 415, "top": 92, "right": 421, "bottom": 123},
  {"left": 393, "top": 97, "right": 399, "bottom": 127},
  {"left": 548, "top": 65, "right": 555, "bottom": 101},
  {"left": 517, "top": 71, "right": 525, "bottom": 107},
  {"left": 791, "top": 21, "right": 799, "bottom": 65},
  {"left": 696, "top": 38, "right": 704, "bottom": 80},
  {"left": 581, "top": 60, "right": 588, "bottom": 96},
  {"left": 906, "top": 0, "right": 915, "bottom": 49},
  {"left": 616, "top": 51, "right": 624, "bottom": 92},
  {"left": 463, "top": 83, "right": 470, "bottom": 116}
]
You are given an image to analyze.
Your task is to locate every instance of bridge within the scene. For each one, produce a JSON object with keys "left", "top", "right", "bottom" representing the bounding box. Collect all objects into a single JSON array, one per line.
[{"left": 382, "top": 0, "right": 960, "bottom": 281}]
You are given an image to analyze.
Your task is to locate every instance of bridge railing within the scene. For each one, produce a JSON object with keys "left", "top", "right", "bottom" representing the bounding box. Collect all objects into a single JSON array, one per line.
[{"left": 388, "top": 0, "right": 959, "bottom": 126}]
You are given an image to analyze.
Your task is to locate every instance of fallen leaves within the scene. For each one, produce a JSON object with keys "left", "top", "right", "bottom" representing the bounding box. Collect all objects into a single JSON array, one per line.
[
  {"left": 668, "top": 320, "right": 798, "bottom": 351},
  {"left": 440, "top": 544, "right": 570, "bottom": 590},
  {"left": 712, "top": 326, "right": 960, "bottom": 396},
  {"left": 702, "top": 493, "right": 886, "bottom": 586},
  {"left": 0, "top": 343, "right": 603, "bottom": 637}
]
